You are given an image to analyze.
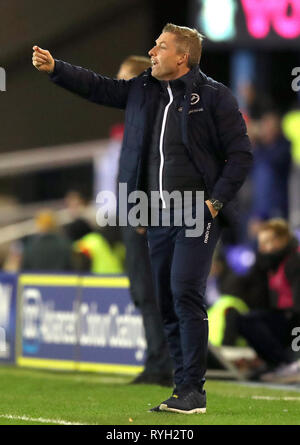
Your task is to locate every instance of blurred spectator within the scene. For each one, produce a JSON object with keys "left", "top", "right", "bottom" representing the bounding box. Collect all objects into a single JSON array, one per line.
[
  {"left": 62, "top": 191, "right": 124, "bottom": 274},
  {"left": 248, "top": 112, "right": 291, "bottom": 241},
  {"left": 64, "top": 189, "right": 94, "bottom": 228},
  {"left": 206, "top": 250, "right": 249, "bottom": 347},
  {"left": 21, "top": 210, "right": 72, "bottom": 271},
  {"left": 64, "top": 218, "right": 93, "bottom": 244},
  {"left": 208, "top": 295, "right": 249, "bottom": 347},
  {"left": 100, "top": 225, "right": 126, "bottom": 271},
  {"left": 239, "top": 82, "right": 274, "bottom": 121},
  {"left": 3, "top": 240, "right": 23, "bottom": 272},
  {"left": 237, "top": 218, "right": 300, "bottom": 383},
  {"left": 63, "top": 189, "right": 96, "bottom": 249},
  {"left": 64, "top": 189, "right": 90, "bottom": 218},
  {"left": 282, "top": 108, "right": 300, "bottom": 230},
  {"left": 222, "top": 89, "right": 276, "bottom": 246},
  {"left": 73, "top": 230, "right": 124, "bottom": 274}
]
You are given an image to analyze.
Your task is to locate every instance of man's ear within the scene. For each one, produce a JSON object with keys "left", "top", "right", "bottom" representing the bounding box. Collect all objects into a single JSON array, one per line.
[{"left": 178, "top": 53, "right": 188, "bottom": 66}]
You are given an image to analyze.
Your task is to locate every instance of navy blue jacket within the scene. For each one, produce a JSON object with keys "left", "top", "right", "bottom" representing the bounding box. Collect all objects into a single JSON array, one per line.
[{"left": 50, "top": 60, "right": 253, "bottom": 226}]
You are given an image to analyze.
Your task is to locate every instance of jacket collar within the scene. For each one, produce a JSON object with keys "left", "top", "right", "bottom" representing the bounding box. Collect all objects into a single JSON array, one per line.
[{"left": 142, "top": 65, "right": 206, "bottom": 90}]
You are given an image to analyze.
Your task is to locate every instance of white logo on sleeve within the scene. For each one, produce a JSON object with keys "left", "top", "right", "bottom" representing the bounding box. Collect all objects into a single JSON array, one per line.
[{"left": 191, "top": 93, "right": 200, "bottom": 105}]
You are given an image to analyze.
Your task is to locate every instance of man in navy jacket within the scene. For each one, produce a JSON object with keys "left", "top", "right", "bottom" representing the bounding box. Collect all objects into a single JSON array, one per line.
[{"left": 32, "top": 23, "right": 252, "bottom": 414}]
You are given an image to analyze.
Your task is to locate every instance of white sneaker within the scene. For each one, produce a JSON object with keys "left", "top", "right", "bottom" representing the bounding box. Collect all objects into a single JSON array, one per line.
[{"left": 260, "top": 360, "right": 300, "bottom": 384}]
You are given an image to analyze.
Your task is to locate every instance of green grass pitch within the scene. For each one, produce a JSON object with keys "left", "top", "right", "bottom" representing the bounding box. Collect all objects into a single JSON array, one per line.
[{"left": 0, "top": 366, "right": 300, "bottom": 425}]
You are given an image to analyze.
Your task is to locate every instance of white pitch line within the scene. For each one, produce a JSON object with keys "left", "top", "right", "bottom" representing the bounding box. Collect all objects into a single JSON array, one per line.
[
  {"left": 252, "top": 396, "right": 300, "bottom": 401},
  {"left": 0, "top": 414, "right": 89, "bottom": 425},
  {"left": 74, "top": 376, "right": 130, "bottom": 385}
]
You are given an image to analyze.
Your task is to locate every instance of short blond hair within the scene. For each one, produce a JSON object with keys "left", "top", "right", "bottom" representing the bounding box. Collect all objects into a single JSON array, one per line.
[
  {"left": 121, "top": 56, "right": 151, "bottom": 77},
  {"left": 162, "top": 23, "right": 204, "bottom": 68},
  {"left": 259, "top": 218, "right": 292, "bottom": 240}
]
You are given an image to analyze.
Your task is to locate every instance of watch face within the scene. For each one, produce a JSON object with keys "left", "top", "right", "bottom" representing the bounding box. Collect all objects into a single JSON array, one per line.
[{"left": 211, "top": 199, "right": 223, "bottom": 210}]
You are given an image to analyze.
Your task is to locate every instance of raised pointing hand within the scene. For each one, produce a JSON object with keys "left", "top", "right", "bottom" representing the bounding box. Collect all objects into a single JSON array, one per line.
[{"left": 32, "top": 45, "right": 55, "bottom": 73}]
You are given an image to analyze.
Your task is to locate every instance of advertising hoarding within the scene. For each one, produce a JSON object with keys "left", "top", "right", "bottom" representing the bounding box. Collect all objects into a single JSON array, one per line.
[
  {"left": 0, "top": 273, "right": 18, "bottom": 363},
  {"left": 17, "top": 274, "right": 145, "bottom": 375}
]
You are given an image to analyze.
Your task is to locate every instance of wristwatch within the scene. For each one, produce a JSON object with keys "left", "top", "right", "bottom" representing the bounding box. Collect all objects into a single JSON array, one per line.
[{"left": 209, "top": 199, "right": 223, "bottom": 211}]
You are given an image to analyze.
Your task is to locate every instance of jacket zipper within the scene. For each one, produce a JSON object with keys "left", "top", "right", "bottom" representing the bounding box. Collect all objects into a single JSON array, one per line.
[{"left": 159, "top": 83, "right": 173, "bottom": 208}]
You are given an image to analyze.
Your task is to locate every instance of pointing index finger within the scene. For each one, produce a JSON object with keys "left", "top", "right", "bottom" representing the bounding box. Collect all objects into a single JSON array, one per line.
[{"left": 33, "top": 46, "right": 48, "bottom": 55}]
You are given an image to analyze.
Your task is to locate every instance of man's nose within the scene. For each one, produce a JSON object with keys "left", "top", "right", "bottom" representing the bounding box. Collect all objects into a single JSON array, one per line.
[{"left": 148, "top": 46, "right": 156, "bottom": 57}]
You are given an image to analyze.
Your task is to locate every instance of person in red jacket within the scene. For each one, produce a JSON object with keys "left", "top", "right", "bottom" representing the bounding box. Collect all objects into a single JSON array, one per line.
[{"left": 238, "top": 218, "right": 300, "bottom": 383}]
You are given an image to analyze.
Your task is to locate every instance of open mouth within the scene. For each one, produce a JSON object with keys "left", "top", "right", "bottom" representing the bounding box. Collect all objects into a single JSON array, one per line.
[{"left": 151, "top": 59, "right": 158, "bottom": 67}]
